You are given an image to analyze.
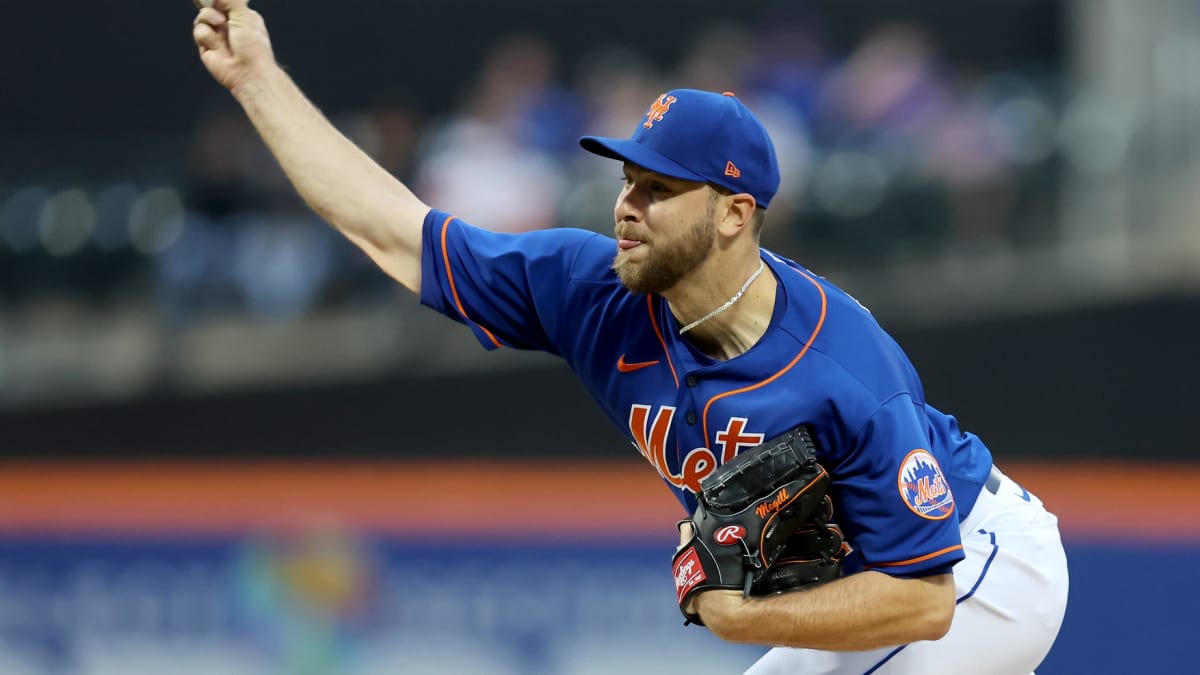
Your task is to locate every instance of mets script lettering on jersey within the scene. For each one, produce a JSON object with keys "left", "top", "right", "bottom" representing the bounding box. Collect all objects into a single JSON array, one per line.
[
  {"left": 643, "top": 94, "right": 677, "bottom": 129},
  {"left": 629, "top": 405, "right": 766, "bottom": 493}
]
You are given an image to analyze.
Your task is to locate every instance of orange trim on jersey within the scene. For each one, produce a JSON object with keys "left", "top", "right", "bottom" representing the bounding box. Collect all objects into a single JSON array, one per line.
[
  {"left": 440, "top": 215, "right": 504, "bottom": 349},
  {"left": 647, "top": 295, "right": 680, "bottom": 388},
  {"left": 866, "top": 544, "right": 964, "bottom": 569},
  {"left": 701, "top": 263, "right": 827, "bottom": 446}
]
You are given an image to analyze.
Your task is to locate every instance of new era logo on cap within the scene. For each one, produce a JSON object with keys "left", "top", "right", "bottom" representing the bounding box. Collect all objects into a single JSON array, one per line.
[{"left": 578, "top": 89, "right": 782, "bottom": 209}]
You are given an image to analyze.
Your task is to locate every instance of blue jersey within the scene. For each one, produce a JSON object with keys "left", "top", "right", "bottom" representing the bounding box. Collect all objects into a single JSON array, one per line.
[{"left": 419, "top": 210, "right": 993, "bottom": 576}]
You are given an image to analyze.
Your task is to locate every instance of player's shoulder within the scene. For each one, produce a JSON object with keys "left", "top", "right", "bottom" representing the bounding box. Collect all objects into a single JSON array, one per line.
[
  {"left": 520, "top": 227, "right": 628, "bottom": 287},
  {"left": 557, "top": 230, "right": 623, "bottom": 283},
  {"left": 763, "top": 249, "right": 878, "bottom": 330},
  {"left": 438, "top": 212, "right": 616, "bottom": 279},
  {"left": 765, "top": 249, "right": 922, "bottom": 401},
  {"left": 506, "top": 227, "right": 633, "bottom": 303}
]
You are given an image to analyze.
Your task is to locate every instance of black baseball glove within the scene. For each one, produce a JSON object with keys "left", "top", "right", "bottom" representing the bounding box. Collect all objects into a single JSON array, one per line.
[
  {"left": 750, "top": 500, "right": 847, "bottom": 596},
  {"left": 672, "top": 426, "right": 844, "bottom": 625}
]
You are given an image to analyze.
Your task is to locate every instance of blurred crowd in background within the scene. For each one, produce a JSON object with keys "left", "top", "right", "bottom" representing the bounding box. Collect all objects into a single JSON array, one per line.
[
  {"left": 1, "top": 11, "right": 1066, "bottom": 318},
  {"left": 2, "top": 0, "right": 1199, "bottom": 404}
]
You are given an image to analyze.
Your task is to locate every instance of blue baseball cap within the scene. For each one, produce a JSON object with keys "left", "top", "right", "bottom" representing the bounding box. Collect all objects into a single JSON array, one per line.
[{"left": 579, "top": 89, "right": 781, "bottom": 209}]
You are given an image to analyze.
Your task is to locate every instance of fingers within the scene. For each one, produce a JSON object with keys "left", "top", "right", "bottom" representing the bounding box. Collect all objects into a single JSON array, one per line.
[
  {"left": 193, "top": 5, "right": 227, "bottom": 53},
  {"left": 193, "top": 21, "right": 224, "bottom": 52},
  {"left": 193, "top": 7, "right": 227, "bottom": 28},
  {"left": 192, "top": 0, "right": 250, "bottom": 16},
  {"left": 677, "top": 521, "right": 695, "bottom": 548},
  {"left": 210, "top": 0, "right": 251, "bottom": 13}
]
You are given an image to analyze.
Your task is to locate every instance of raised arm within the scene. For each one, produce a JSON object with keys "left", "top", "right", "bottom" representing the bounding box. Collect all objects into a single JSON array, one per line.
[{"left": 191, "top": 0, "right": 428, "bottom": 292}]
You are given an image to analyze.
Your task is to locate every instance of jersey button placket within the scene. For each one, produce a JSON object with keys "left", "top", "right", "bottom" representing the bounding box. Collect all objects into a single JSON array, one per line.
[
  {"left": 681, "top": 374, "right": 699, "bottom": 425},
  {"left": 691, "top": 372, "right": 700, "bottom": 420}
]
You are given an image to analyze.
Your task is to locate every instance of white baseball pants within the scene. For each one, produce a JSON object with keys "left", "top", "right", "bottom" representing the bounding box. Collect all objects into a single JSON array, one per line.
[{"left": 742, "top": 467, "right": 1069, "bottom": 675}]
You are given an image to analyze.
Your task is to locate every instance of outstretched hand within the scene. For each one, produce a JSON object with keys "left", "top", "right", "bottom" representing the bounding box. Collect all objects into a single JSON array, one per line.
[{"left": 192, "top": 0, "right": 275, "bottom": 92}]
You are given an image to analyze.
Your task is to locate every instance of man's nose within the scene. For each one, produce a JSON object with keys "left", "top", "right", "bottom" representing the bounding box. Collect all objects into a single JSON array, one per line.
[{"left": 615, "top": 189, "right": 642, "bottom": 223}]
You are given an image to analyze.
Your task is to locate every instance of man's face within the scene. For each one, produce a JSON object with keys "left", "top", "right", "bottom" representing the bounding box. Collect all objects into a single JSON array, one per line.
[{"left": 612, "top": 164, "right": 717, "bottom": 295}]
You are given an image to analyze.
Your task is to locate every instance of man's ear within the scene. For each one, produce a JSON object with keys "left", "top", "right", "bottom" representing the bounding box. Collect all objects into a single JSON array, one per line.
[{"left": 716, "top": 192, "right": 758, "bottom": 237}]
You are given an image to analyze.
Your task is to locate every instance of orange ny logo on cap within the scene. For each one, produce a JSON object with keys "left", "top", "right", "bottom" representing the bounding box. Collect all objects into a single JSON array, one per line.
[{"left": 643, "top": 93, "right": 678, "bottom": 129}]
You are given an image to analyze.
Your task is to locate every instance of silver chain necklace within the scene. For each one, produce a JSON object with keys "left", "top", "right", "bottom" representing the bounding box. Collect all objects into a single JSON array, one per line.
[{"left": 678, "top": 260, "right": 766, "bottom": 335}]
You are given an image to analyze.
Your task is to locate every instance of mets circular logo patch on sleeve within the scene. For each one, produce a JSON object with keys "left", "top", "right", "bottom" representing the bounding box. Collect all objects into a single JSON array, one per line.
[{"left": 898, "top": 449, "right": 955, "bottom": 520}]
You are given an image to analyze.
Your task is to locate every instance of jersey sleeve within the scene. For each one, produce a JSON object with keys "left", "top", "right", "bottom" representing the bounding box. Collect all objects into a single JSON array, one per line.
[
  {"left": 418, "top": 209, "right": 601, "bottom": 355},
  {"left": 831, "top": 393, "right": 965, "bottom": 577}
]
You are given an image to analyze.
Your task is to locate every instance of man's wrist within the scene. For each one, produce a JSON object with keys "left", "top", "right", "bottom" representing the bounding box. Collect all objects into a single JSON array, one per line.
[
  {"left": 694, "top": 590, "right": 749, "bottom": 639},
  {"left": 230, "top": 61, "right": 286, "bottom": 104}
]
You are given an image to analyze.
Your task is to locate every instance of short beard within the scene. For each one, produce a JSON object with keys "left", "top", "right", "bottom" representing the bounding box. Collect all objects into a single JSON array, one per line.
[{"left": 613, "top": 198, "right": 717, "bottom": 295}]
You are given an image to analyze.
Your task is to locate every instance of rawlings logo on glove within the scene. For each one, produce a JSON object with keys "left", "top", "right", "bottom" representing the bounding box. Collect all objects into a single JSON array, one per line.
[
  {"left": 671, "top": 425, "right": 846, "bottom": 625},
  {"left": 713, "top": 525, "right": 746, "bottom": 544}
]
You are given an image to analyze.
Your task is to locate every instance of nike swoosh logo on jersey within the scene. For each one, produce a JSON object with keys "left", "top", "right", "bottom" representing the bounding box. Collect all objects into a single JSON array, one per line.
[{"left": 617, "top": 355, "right": 660, "bottom": 373}]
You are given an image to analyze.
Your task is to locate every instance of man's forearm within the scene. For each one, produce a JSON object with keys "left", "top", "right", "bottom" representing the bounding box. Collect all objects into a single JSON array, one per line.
[
  {"left": 230, "top": 65, "right": 428, "bottom": 291},
  {"left": 697, "top": 571, "right": 956, "bottom": 651}
]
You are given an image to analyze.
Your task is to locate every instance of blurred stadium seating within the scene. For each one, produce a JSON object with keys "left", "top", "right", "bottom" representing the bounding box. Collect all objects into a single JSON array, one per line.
[{"left": 3, "top": 0, "right": 1198, "bottom": 405}]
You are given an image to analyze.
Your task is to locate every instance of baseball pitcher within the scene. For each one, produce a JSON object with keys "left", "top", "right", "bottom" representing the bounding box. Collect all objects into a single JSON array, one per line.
[{"left": 192, "top": 3, "right": 1069, "bottom": 673}]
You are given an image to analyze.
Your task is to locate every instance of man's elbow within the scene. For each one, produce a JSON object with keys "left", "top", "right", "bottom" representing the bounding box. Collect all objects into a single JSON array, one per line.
[
  {"left": 913, "top": 578, "right": 957, "bottom": 641},
  {"left": 916, "top": 600, "right": 955, "bottom": 641}
]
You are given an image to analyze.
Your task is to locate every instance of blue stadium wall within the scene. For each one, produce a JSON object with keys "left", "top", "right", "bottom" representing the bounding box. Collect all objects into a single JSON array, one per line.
[{"left": 0, "top": 461, "right": 1194, "bottom": 674}]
